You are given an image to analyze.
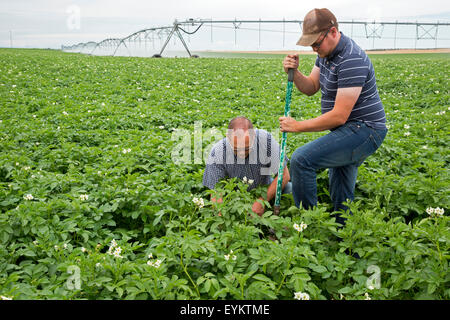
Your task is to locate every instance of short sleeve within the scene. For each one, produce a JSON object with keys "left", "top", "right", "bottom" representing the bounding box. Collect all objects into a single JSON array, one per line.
[
  {"left": 337, "top": 55, "right": 369, "bottom": 88},
  {"left": 202, "top": 163, "right": 226, "bottom": 190},
  {"left": 315, "top": 56, "right": 320, "bottom": 67},
  {"left": 203, "top": 146, "right": 226, "bottom": 189}
]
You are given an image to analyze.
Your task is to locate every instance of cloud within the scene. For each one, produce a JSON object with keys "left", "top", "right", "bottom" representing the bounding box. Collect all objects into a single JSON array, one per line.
[{"left": 1, "top": 0, "right": 449, "bottom": 49}]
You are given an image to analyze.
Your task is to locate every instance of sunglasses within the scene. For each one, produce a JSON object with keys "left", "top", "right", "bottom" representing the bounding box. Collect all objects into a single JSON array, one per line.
[{"left": 311, "top": 27, "right": 332, "bottom": 50}]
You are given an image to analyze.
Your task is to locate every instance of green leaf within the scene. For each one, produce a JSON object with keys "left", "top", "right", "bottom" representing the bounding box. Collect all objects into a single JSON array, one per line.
[
  {"left": 309, "top": 264, "right": 327, "bottom": 273},
  {"left": 131, "top": 211, "right": 140, "bottom": 219},
  {"left": 252, "top": 274, "right": 272, "bottom": 283},
  {"left": 153, "top": 210, "right": 165, "bottom": 226},
  {"left": 204, "top": 279, "right": 211, "bottom": 292},
  {"left": 338, "top": 287, "right": 353, "bottom": 294}
]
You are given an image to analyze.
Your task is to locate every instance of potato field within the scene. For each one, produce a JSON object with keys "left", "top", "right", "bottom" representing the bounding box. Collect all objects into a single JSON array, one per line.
[{"left": 0, "top": 49, "right": 448, "bottom": 300}]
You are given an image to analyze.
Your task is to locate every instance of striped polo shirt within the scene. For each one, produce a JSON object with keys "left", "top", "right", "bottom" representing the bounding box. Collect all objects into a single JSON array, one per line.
[{"left": 315, "top": 32, "right": 386, "bottom": 129}]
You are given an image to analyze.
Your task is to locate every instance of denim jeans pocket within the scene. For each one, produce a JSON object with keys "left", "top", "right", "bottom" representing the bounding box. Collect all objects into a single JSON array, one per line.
[
  {"left": 351, "top": 134, "right": 378, "bottom": 166},
  {"left": 331, "top": 121, "right": 362, "bottom": 140},
  {"left": 371, "top": 128, "right": 388, "bottom": 147},
  {"left": 347, "top": 123, "right": 361, "bottom": 133}
]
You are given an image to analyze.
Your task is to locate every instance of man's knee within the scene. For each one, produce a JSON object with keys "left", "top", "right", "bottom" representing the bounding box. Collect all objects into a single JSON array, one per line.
[
  {"left": 282, "top": 181, "right": 292, "bottom": 194},
  {"left": 291, "top": 148, "right": 313, "bottom": 170}
]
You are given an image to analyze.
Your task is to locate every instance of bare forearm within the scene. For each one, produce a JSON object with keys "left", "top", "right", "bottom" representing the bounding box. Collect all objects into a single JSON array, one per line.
[
  {"left": 266, "top": 169, "right": 290, "bottom": 201},
  {"left": 294, "top": 110, "right": 346, "bottom": 132},
  {"left": 280, "top": 87, "right": 361, "bottom": 133}
]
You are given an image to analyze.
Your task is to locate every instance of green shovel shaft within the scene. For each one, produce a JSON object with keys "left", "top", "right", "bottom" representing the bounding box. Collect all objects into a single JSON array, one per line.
[{"left": 274, "top": 68, "right": 295, "bottom": 214}]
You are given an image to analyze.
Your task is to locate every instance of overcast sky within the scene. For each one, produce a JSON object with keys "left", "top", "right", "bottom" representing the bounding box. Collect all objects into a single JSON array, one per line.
[{"left": 1, "top": 0, "right": 449, "bottom": 49}]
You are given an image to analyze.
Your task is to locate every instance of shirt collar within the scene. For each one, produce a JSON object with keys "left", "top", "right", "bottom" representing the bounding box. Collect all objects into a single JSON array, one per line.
[{"left": 328, "top": 32, "right": 346, "bottom": 60}]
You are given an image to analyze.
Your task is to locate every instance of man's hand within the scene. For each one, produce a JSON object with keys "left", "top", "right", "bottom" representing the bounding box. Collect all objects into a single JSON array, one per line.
[
  {"left": 283, "top": 54, "right": 299, "bottom": 73},
  {"left": 279, "top": 116, "right": 300, "bottom": 132},
  {"left": 211, "top": 196, "right": 223, "bottom": 216},
  {"left": 211, "top": 197, "right": 223, "bottom": 204},
  {"left": 252, "top": 197, "right": 265, "bottom": 217}
]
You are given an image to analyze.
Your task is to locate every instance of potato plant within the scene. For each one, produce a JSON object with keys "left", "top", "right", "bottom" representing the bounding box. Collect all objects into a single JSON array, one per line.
[{"left": 0, "top": 49, "right": 448, "bottom": 300}]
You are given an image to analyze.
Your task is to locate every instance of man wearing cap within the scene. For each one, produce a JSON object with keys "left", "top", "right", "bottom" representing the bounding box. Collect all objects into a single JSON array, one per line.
[{"left": 279, "top": 8, "right": 388, "bottom": 226}]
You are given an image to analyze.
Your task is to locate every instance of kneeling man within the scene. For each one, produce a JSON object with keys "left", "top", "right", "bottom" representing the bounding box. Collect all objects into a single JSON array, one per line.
[{"left": 203, "top": 116, "right": 291, "bottom": 216}]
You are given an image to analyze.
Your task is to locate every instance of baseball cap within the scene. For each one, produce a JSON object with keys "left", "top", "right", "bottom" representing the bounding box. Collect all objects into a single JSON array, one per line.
[{"left": 296, "top": 8, "right": 338, "bottom": 46}]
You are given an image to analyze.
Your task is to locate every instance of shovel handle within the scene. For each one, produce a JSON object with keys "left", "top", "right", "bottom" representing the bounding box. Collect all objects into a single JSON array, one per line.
[
  {"left": 288, "top": 68, "right": 295, "bottom": 82},
  {"left": 273, "top": 68, "right": 295, "bottom": 216},
  {"left": 274, "top": 206, "right": 280, "bottom": 216}
]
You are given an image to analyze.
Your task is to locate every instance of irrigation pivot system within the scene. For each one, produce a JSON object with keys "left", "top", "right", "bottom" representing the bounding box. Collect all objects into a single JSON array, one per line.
[{"left": 61, "top": 18, "right": 450, "bottom": 57}]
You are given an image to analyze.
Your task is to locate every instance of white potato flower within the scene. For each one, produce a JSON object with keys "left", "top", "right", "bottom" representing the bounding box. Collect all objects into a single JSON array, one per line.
[
  {"left": 300, "top": 222, "right": 308, "bottom": 231},
  {"left": 192, "top": 197, "right": 205, "bottom": 208},
  {"left": 107, "top": 239, "right": 123, "bottom": 258},
  {"left": 23, "top": 194, "right": 34, "bottom": 201},
  {"left": 224, "top": 249, "right": 236, "bottom": 262},
  {"left": 294, "top": 292, "right": 310, "bottom": 300},
  {"left": 110, "top": 239, "right": 118, "bottom": 248},
  {"left": 112, "top": 248, "right": 123, "bottom": 259},
  {"left": 427, "top": 207, "right": 445, "bottom": 217},
  {"left": 294, "top": 222, "right": 307, "bottom": 232},
  {"left": 147, "top": 259, "right": 162, "bottom": 268}
]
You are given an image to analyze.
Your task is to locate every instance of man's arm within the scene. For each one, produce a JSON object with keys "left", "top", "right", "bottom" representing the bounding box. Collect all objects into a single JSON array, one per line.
[
  {"left": 203, "top": 149, "right": 227, "bottom": 205},
  {"left": 265, "top": 165, "right": 290, "bottom": 202},
  {"left": 279, "top": 87, "right": 363, "bottom": 132},
  {"left": 252, "top": 166, "right": 290, "bottom": 216},
  {"left": 211, "top": 195, "right": 223, "bottom": 203},
  {"left": 283, "top": 54, "right": 320, "bottom": 96}
]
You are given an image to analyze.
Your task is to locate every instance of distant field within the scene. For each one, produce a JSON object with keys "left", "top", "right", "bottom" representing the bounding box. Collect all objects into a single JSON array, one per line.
[
  {"left": 195, "top": 48, "right": 450, "bottom": 59},
  {"left": 0, "top": 48, "right": 448, "bottom": 300}
]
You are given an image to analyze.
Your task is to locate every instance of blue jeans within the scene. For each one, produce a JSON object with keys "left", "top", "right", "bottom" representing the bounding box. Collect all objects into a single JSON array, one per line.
[{"left": 290, "top": 121, "right": 387, "bottom": 224}]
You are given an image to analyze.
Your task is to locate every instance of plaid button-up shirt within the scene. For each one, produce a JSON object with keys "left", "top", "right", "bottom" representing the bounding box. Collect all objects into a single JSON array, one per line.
[{"left": 203, "top": 129, "right": 288, "bottom": 190}]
